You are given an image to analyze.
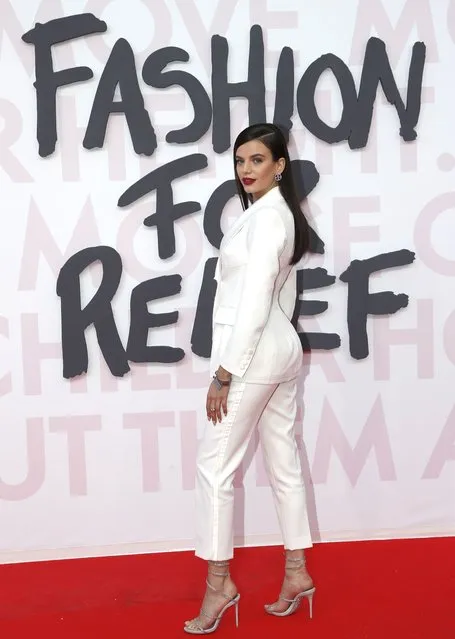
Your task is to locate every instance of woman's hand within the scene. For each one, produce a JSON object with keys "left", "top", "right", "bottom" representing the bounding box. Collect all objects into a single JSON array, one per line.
[
  {"left": 206, "top": 382, "right": 229, "bottom": 425},
  {"left": 206, "top": 367, "right": 232, "bottom": 425}
]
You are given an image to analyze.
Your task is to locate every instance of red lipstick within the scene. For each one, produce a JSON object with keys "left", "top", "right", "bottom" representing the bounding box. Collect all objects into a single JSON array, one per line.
[{"left": 242, "top": 178, "right": 256, "bottom": 185}]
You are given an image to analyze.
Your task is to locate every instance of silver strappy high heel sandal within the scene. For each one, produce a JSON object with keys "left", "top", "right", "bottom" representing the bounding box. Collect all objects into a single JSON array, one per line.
[
  {"left": 184, "top": 561, "right": 240, "bottom": 634},
  {"left": 265, "top": 554, "right": 316, "bottom": 618}
]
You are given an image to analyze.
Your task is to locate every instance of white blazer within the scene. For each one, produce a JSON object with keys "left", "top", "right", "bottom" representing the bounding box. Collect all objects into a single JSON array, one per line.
[{"left": 211, "top": 186, "right": 303, "bottom": 384}]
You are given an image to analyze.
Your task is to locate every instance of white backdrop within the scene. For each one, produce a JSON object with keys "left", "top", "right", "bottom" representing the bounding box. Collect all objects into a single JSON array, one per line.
[{"left": 0, "top": 0, "right": 454, "bottom": 563}]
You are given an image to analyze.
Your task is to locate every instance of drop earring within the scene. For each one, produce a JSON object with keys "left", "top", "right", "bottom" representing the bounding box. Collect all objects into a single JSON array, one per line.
[{"left": 274, "top": 173, "right": 282, "bottom": 182}]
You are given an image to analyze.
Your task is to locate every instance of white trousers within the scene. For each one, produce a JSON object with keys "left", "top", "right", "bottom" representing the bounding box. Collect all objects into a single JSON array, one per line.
[{"left": 194, "top": 378, "right": 312, "bottom": 560}]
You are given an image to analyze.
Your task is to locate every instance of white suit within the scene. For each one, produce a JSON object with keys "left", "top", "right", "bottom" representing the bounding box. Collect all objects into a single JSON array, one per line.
[
  {"left": 211, "top": 186, "right": 303, "bottom": 382},
  {"left": 195, "top": 186, "right": 312, "bottom": 560}
]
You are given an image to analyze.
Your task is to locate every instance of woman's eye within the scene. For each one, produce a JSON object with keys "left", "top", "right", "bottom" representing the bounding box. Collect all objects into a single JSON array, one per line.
[
  {"left": 253, "top": 158, "right": 262, "bottom": 164},
  {"left": 235, "top": 158, "right": 243, "bottom": 164}
]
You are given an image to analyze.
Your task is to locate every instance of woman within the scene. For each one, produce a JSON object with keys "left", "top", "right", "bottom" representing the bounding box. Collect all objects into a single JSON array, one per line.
[{"left": 184, "top": 123, "right": 315, "bottom": 634}]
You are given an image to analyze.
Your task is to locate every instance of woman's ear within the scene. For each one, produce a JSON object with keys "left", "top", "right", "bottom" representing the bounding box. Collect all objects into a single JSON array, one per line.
[{"left": 277, "top": 157, "right": 286, "bottom": 174}]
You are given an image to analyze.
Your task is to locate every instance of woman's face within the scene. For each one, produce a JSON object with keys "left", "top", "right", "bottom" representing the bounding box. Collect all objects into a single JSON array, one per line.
[{"left": 235, "top": 140, "right": 285, "bottom": 202}]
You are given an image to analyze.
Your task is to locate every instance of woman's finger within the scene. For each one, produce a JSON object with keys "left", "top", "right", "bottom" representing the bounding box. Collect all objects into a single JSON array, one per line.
[
  {"left": 207, "top": 386, "right": 217, "bottom": 421},
  {"left": 206, "top": 391, "right": 212, "bottom": 421},
  {"left": 216, "top": 399, "right": 222, "bottom": 423},
  {"left": 222, "top": 393, "right": 228, "bottom": 416},
  {"left": 209, "top": 394, "right": 217, "bottom": 424}
]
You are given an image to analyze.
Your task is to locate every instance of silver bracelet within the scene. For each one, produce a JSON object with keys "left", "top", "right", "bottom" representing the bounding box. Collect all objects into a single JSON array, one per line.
[{"left": 212, "top": 373, "right": 231, "bottom": 391}]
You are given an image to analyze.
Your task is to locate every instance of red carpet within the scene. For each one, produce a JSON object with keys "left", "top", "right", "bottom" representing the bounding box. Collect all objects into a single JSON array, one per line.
[{"left": 0, "top": 538, "right": 454, "bottom": 638}]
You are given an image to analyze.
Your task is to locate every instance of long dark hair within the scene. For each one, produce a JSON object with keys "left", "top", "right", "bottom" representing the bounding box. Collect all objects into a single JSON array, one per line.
[{"left": 233, "top": 123, "right": 310, "bottom": 264}]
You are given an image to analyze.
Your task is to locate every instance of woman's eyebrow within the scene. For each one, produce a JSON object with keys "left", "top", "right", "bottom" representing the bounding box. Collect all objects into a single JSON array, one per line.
[{"left": 235, "top": 153, "right": 265, "bottom": 160}]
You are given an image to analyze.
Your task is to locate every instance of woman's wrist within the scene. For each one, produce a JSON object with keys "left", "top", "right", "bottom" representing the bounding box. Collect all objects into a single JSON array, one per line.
[{"left": 216, "top": 366, "right": 232, "bottom": 382}]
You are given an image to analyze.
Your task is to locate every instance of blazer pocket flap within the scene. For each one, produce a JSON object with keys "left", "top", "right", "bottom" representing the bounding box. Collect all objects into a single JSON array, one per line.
[{"left": 213, "top": 305, "right": 237, "bottom": 325}]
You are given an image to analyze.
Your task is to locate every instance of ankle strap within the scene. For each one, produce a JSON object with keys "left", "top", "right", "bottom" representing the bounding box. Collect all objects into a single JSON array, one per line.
[
  {"left": 205, "top": 578, "right": 232, "bottom": 598},
  {"left": 208, "top": 569, "right": 229, "bottom": 577},
  {"left": 284, "top": 552, "right": 305, "bottom": 570},
  {"left": 208, "top": 560, "right": 230, "bottom": 578}
]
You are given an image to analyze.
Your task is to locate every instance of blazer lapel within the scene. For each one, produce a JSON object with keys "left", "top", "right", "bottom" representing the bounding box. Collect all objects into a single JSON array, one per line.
[
  {"left": 215, "top": 187, "right": 283, "bottom": 283},
  {"left": 221, "top": 186, "right": 283, "bottom": 248}
]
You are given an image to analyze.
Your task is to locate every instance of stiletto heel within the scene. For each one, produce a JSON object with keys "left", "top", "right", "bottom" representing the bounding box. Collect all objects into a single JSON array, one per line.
[
  {"left": 308, "top": 590, "right": 314, "bottom": 619},
  {"left": 265, "top": 553, "right": 316, "bottom": 618},
  {"left": 270, "top": 586, "right": 316, "bottom": 617},
  {"left": 184, "top": 561, "right": 240, "bottom": 634}
]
